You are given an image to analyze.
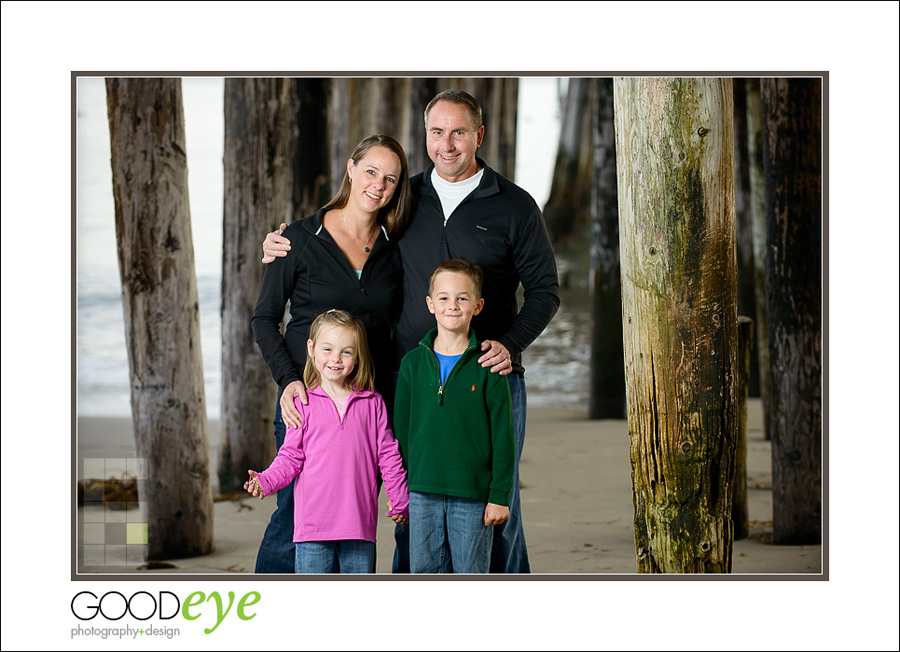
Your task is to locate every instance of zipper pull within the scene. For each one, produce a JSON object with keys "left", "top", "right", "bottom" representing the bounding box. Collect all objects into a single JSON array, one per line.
[{"left": 437, "top": 384, "right": 443, "bottom": 405}]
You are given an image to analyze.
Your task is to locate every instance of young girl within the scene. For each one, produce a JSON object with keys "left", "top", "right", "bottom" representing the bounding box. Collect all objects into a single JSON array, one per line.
[{"left": 244, "top": 309, "right": 409, "bottom": 574}]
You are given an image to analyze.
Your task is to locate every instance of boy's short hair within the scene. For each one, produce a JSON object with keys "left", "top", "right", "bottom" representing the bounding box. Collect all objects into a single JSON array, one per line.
[{"left": 427, "top": 259, "right": 484, "bottom": 299}]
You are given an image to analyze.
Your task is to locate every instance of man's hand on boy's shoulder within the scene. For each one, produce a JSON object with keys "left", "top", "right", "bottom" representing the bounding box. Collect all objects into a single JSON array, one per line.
[
  {"left": 478, "top": 340, "right": 513, "bottom": 376},
  {"left": 484, "top": 502, "right": 510, "bottom": 526}
]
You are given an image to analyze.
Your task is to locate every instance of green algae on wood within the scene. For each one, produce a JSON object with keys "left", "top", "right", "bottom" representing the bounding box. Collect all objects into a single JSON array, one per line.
[{"left": 614, "top": 77, "right": 738, "bottom": 573}]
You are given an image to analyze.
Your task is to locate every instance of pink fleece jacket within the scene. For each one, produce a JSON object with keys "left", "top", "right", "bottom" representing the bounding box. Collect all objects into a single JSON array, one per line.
[{"left": 256, "top": 387, "right": 409, "bottom": 543}]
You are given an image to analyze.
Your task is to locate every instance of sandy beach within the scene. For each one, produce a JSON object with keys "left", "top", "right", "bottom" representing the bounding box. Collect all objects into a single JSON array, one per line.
[{"left": 75, "top": 399, "right": 822, "bottom": 576}]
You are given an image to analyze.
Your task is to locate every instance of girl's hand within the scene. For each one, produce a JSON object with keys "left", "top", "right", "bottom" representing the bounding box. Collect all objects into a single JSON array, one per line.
[
  {"left": 244, "top": 470, "right": 266, "bottom": 500},
  {"left": 483, "top": 502, "right": 509, "bottom": 526},
  {"left": 386, "top": 501, "right": 408, "bottom": 525},
  {"left": 280, "top": 381, "right": 308, "bottom": 429}
]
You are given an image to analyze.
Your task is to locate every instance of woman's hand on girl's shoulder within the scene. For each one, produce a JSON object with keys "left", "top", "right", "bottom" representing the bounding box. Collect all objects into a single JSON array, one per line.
[{"left": 280, "top": 381, "right": 308, "bottom": 429}]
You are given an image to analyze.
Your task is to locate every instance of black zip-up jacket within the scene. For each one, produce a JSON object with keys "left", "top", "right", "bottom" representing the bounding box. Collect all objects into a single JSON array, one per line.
[
  {"left": 252, "top": 209, "right": 403, "bottom": 400},
  {"left": 395, "top": 160, "right": 560, "bottom": 374}
]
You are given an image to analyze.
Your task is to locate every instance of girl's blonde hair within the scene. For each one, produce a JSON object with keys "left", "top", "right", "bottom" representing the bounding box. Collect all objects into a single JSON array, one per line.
[{"left": 303, "top": 310, "right": 374, "bottom": 393}]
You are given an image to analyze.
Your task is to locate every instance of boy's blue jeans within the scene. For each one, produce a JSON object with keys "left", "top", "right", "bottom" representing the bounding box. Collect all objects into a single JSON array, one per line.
[
  {"left": 295, "top": 540, "right": 375, "bottom": 574},
  {"left": 393, "top": 372, "right": 530, "bottom": 573},
  {"left": 409, "top": 492, "right": 492, "bottom": 573}
]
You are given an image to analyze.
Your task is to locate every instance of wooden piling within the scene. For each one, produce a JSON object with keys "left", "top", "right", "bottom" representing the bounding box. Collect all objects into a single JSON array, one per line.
[
  {"left": 614, "top": 77, "right": 738, "bottom": 573},
  {"left": 733, "top": 316, "right": 754, "bottom": 540},
  {"left": 106, "top": 77, "right": 214, "bottom": 559}
]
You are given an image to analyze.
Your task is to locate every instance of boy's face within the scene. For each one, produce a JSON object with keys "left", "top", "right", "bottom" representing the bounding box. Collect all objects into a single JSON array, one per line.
[{"left": 426, "top": 270, "right": 484, "bottom": 335}]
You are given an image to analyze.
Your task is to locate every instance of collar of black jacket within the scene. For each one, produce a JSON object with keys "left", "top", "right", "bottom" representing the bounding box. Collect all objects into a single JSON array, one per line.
[
  {"left": 416, "top": 157, "right": 500, "bottom": 201},
  {"left": 298, "top": 206, "right": 390, "bottom": 245}
]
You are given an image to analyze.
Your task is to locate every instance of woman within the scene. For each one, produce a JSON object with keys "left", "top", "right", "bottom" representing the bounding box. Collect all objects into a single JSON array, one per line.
[{"left": 251, "top": 134, "right": 411, "bottom": 573}]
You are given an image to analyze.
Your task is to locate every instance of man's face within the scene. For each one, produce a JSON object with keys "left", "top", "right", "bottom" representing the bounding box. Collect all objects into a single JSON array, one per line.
[{"left": 425, "top": 100, "right": 484, "bottom": 183}]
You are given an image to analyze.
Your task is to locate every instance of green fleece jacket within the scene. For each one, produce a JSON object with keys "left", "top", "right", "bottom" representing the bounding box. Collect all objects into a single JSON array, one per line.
[{"left": 394, "top": 328, "right": 515, "bottom": 506}]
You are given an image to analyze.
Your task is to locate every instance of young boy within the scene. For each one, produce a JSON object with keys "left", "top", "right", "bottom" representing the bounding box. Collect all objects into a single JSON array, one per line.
[{"left": 393, "top": 259, "right": 516, "bottom": 573}]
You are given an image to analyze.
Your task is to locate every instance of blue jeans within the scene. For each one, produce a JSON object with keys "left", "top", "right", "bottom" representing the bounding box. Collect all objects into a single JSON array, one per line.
[
  {"left": 392, "top": 372, "right": 530, "bottom": 573},
  {"left": 295, "top": 540, "right": 375, "bottom": 574},
  {"left": 255, "top": 400, "right": 322, "bottom": 573},
  {"left": 391, "top": 372, "right": 411, "bottom": 573},
  {"left": 490, "top": 371, "right": 530, "bottom": 573},
  {"left": 254, "top": 401, "right": 295, "bottom": 573},
  {"left": 409, "top": 492, "right": 492, "bottom": 573}
]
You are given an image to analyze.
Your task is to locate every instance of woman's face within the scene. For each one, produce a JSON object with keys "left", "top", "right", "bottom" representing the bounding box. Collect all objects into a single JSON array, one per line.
[{"left": 347, "top": 146, "right": 403, "bottom": 215}]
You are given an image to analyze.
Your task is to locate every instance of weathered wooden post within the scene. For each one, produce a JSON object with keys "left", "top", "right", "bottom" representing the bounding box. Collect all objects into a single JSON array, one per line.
[
  {"left": 733, "top": 80, "right": 760, "bottom": 398},
  {"left": 405, "top": 77, "right": 439, "bottom": 174},
  {"left": 372, "top": 77, "right": 403, "bottom": 138},
  {"left": 734, "top": 316, "right": 754, "bottom": 540},
  {"left": 294, "top": 78, "right": 331, "bottom": 219},
  {"left": 614, "top": 77, "right": 738, "bottom": 573},
  {"left": 327, "top": 78, "right": 352, "bottom": 193},
  {"left": 106, "top": 77, "right": 214, "bottom": 559},
  {"left": 761, "top": 78, "right": 822, "bottom": 545},
  {"left": 745, "top": 78, "right": 774, "bottom": 440},
  {"left": 483, "top": 77, "right": 519, "bottom": 181},
  {"left": 589, "top": 77, "right": 626, "bottom": 419},
  {"left": 220, "top": 79, "right": 298, "bottom": 491},
  {"left": 543, "top": 77, "right": 594, "bottom": 243}
]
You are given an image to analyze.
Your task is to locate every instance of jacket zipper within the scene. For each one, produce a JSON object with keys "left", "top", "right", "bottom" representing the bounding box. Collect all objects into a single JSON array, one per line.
[{"left": 421, "top": 340, "right": 476, "bottom": 405}]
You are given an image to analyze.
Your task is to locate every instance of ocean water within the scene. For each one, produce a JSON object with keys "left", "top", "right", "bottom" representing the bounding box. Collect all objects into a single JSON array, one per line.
[
  {"left": 77, "top": 77, "right": 225, "bottom": 417},
  {"left": 76, "top": 76, "right": 586, "bottom": 418}
]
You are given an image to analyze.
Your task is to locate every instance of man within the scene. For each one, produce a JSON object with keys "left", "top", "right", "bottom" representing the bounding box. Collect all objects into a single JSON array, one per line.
[{"left": 264, "top": 89, "right": 559, "bottom": 573}]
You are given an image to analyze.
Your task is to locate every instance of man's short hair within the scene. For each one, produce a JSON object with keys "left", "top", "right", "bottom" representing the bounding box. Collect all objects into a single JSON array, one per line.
[
  {"left": 424, "top": 89, "right": 483, "bottom": 129},
  {"left": 428, "top": 259, "right": 485, "bottom": 299}
]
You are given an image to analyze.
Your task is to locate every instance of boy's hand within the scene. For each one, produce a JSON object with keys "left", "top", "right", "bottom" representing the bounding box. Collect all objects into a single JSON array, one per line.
[
  {"left": 386, "top": 501, "right": 408, "bottom": 525},
  {"left": 244, "top": 470, "right": 266, "bottom": 500},
  {"left": 261, "top": 223, "right": 290, "bottom": 263},
  {"left": 484, "top": 503, "right": 509, "bottom": 526},
  {"left": 478, "top": 340, "right": 513, "bottom": 376}
]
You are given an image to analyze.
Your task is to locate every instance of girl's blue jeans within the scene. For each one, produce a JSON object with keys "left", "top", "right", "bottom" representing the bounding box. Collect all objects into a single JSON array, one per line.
[{"left": 295, "top": 540, "right": 375, "bottom": 574}]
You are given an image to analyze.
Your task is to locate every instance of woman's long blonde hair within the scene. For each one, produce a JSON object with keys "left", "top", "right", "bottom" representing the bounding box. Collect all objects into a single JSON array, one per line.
[
  {"left": 303, "top": 310, "right": 375, "bottom": 393},
  {"left": 321, "top": 134, "right": 412, "bottom": 239}
]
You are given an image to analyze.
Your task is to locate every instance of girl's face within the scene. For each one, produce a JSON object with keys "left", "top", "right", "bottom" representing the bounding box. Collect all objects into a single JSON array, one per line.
[{"left": 307, "top": 325, "right": 358, "bottom": 388}]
